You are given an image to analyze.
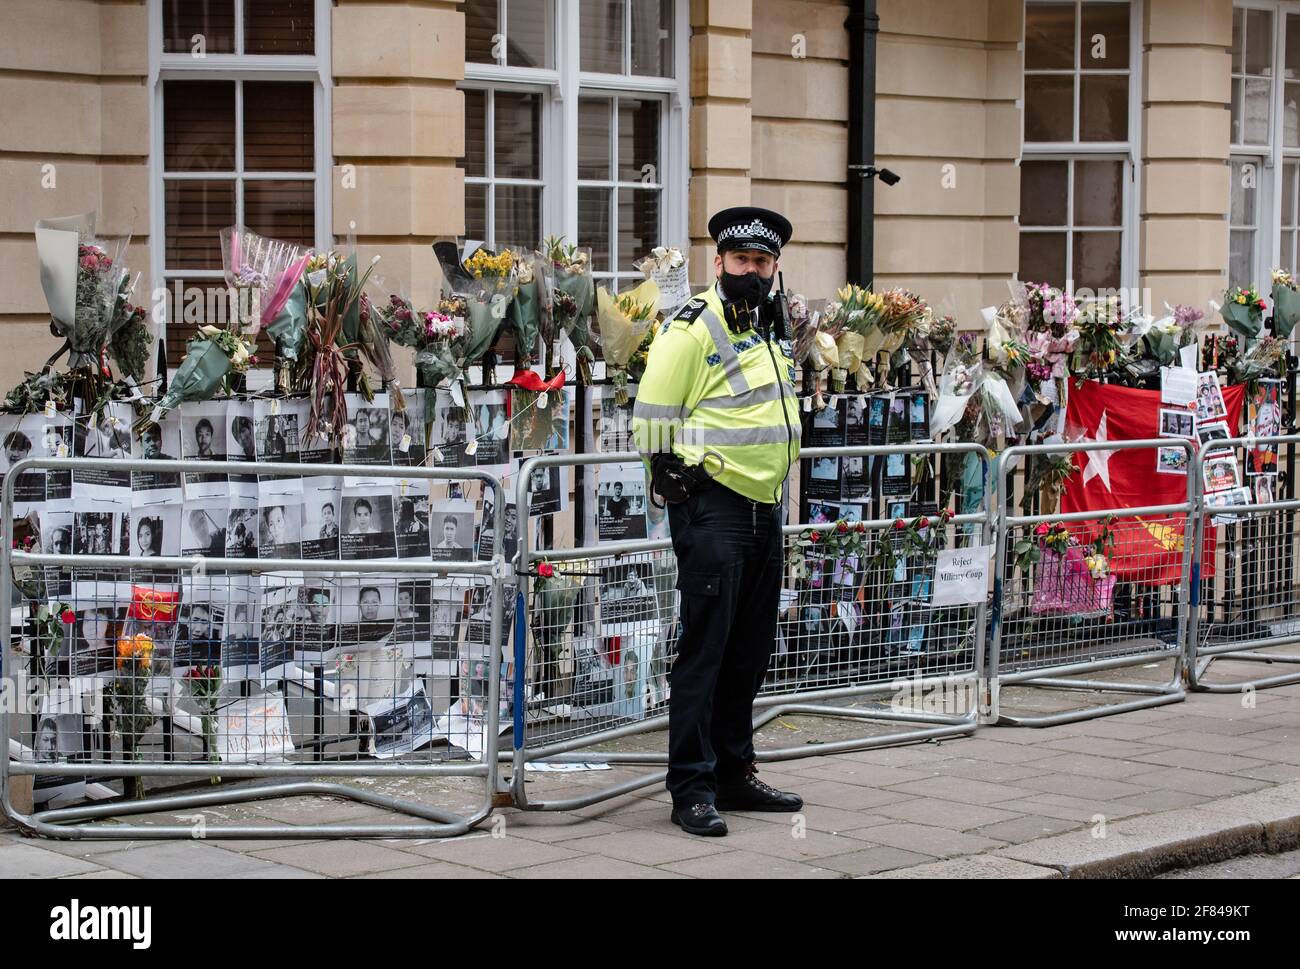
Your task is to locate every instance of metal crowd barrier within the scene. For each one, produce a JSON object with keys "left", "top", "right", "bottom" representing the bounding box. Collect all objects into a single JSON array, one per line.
[
  {"left": 1188, "top": 434, "right": 1300, "bottom": 693},
  {"left": 509, "top": 444, "right": 991, "bottom": 812},
  {"left": 989, "top": 439, "right": 1196, "bottom": 726},
  {"left": 2, "top": 457, "right": 509, "bottom": 839}
]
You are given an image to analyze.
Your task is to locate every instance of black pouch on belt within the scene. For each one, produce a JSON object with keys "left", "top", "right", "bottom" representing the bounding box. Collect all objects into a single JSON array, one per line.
[{"left": 650, "top": 453, "right": 714, "bottom": 505}]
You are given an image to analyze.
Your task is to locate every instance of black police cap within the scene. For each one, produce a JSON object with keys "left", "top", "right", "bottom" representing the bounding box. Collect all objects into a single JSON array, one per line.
[{"left": 707, "top": 206, "right": 793, "bottom": 258}]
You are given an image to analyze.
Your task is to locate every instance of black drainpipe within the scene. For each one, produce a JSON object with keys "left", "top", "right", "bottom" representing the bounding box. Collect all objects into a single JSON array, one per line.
[{"left": 846, "top": 0, "right": 880, "bottom": 287}]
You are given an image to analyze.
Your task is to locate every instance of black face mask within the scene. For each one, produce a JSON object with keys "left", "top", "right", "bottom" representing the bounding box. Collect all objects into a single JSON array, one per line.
[{"left": 721, "top": 270, "right": 774, "bottom": 313}]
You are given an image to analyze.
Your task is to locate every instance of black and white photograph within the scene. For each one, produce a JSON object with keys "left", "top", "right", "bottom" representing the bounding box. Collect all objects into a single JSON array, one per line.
[
  {"left": 258, "top": 496, "right": 303, "bottom": 559},
  {"left": 343, "top": 393, "right": 391, "bottom": 465},
  {"left": 71, "top": 403, "right": 132, "bottom": 501},
  {"left": 392, "top": 578, "right": 433, "bottom": 648},
  {"left": 597, "top": 462, "right": 648, "bottom": 542},
  {"left": 1254, "top": 474, "right": 1276, "bottom": 506},
  {"left": 807, "top": 454, "right": 841, "bottom": 501},
  {"left": 510, "top": 388, "right": 569, "bottom": 453},
  {"left": 227, "top": 400, "right": 259, "bottom": 497},
  {"left": 221, "top": 581, "right": 260, "bottom": 678},
  {"left": 883, "top": 451, "right": 911, "bottom": 497},
  {"left": 428, "top": 388, "right": 470, "bottom": 467},
  {"left": 175, "top": 593, "right": 224, "bottom": 670},
  {"left": 599, "top": 561, "right": 657, "bottom": 631},
  {"left": 369, "top": 683, "right": 437, "bottom": 759},
  {"left": 258, "top": 584, "right": 299, "bottom": 677},
  {"left": 291, "top": 397, "right": 332, "bottom": 463},
  {"left": 845, "top": 394, "right": 869, "bottom": 446},
  {"left": 32, "top": 708, "right": 86, "bottom": 807},
  {"left": 254, "top": 399, "right": 301, "bottom": 464},
  {"left": 339, "top": 576, "right": 396, "bottom": 644},
  {"left": 292, "top": 582, "right": 339, "bottom": 659},
  {"left": 430, "top": 583, "right": 464, "bottom": 661},
  {"left": 886, "top": 394, "right": 910, "bottom": 445},
  {"left": 130, "top": 503, "right": 182, "bottom": 559},
  {"left": 180, "top": 401, "right": 228, "bottom": 498},
  {"left": 472, "top": 389, "right": 510, "bottom": 465},
  {"left": 609, "top": 639, "right": 648, "bottom": 720},
  {"left": 182, "top": 499, "right": 228, "bottom": 558},
  {"left": 39, "top": 508, "right": 73, "bottom": 556},
  {"left": 908, "top": 392, "right": 931, "bottom": 441},
  {"left": 73, "top": 509, "right": 123, "bottom": 556},
  {"left": 131, "top": 416, "right": 181, "bottom": 494},
  {"left": 225, "top": 498, "right": 260, "bottom": 559},
  {"left": 395, "top": 482, "right": 432, "bottom": 559},
  {"left": 524, "top": 461, "right": 566, "bottom": 516},
  {"left": 839, "top": 503, "right": 864, "bottom": 523},
  {"left": 3, "top": 413, "right": 49, "bottom": 508},
  {"left": 843, "top": 453, "right": 871, "bottom": 500},
  {"left": 1159, "top": 406, "right": 1197, "bottom": 439},
  {"left": 867, "top": 394, "right": 888, "bottom": 446},
  {"left": 1197, "top": 420, "right": 1231, "bottom": 446},
  {"left": 388, "top": 392, "right": 426, "bottom": 467},
  {"left": 70, "top": 602, "right": 122, "bottom": 677},
  {"left": 599, "top": 384, "right": 636, "bottom": 452},
  {"left": 477, "top": 491, "right": 518, "bottom": 564},
  {"left": 809, "top": 395, "right": 845, "bottom": 448},
  {"left": 301, "top": 476, "right": 343, "bottom": 560},
  {"left": 429, "top": 499, "right": 474, "bottom": 562},
  {"left": 41, "top": 414, "right": 73, "bottom": 501},
  {"left": 341, "top": 489, "right": 398, "bottom": 560}
]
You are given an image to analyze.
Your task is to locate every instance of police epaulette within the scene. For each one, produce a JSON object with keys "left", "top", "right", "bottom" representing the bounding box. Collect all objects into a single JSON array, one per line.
[{"left": 673, "top": 298, "right": 707, "bottom": 325}]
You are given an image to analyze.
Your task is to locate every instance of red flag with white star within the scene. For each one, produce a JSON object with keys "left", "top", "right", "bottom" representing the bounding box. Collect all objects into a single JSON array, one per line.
[{"left": 1059, "top": 379, "right": 1245, "bottom": 585}]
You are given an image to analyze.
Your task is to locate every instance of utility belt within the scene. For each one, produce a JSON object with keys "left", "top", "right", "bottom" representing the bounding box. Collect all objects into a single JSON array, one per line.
[{"left": 650, "top": 450, "right": 725, "bottom": 506}]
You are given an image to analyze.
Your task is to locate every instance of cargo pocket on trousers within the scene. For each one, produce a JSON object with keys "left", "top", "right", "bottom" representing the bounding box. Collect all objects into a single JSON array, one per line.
[{"left": 675, "top": 570, "right": 722, "bottom": 597}]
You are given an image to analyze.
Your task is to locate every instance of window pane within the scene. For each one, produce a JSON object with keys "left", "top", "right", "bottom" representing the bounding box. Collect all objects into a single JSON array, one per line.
[
  {"left": 581, "top": 0, "right": 624, "bottom": 73},
  {"left": 1080, "top": 74, "right": 1128, "bottom": 141},
  {"left": 1285, "top": 162, "right": 1299, "bottom": 227},
  {"left": 462, "top": 89, "right": 487, "bottom": 177},
  {"left": 1229, "top": 230, "right": 1255, "bottom": 289},
  {"left": 1081, "top": 2, "right": 1129, "bottom": 70},
  {"left": 1285, "top": 82, "right": 1299, "bottom": 149},
  {"left": 1284, "top": 233, "right": 1296, "bottom": 275},
  {"left": 1289, "top": 14, "right": 1300, "bottom": 77},
  {"left": 163, "top": 0, "right": 235, "bottom": 54},
  {"left": 245, "top": 180, "right": 314, "bottom": 247},
  {"left": 466, "top": 0, "right": 499, "bottom": 64},
  {"left": 1025, "top": 75, "right": 1075, "bottom": 142},
  {"left": 1232, "top": 7, "right": 1244, "bottom": 75},
  {"left": 1025, "top": 3, "right": 1075, "bottom": 70},
  {"left": 618, "top": 190, "right": 659, "bottom": 270},
  {"left": 165, "top": 180, "right": 235, "bottom": 270},
  {"left": 243, "top": 82, "right": 313, "bottom": 172},
  {"left": 1230, "top": 159, "right": 1258, "bottom": 225},
  {"left": 244, "top": 0, "right": 314, "bottom": 54},
  {"left": 578, "top": 98, "right": 612, "bottom": 180},
  {"left": 1019, "top": 160, "right": 1069, "bottom": 226},
  {"left": 166, "top": 280, "right": 231, "bottom": 368},
  {"left": 1073, "top": 231, "right": 1122, "bottom": 291},
  {"left": 1019, "top": 232, "right": 1068, "bottom": 288},
  {"left": 578, "top": 187, "right": 612, "bottom": 272},
  {"left": 494, "top": 92, "right": 540, "bottom": 179},
  {"left": 1073, "top": 159, "right": 1123, "bottom": 226},
  {"left": 495, "top": 185, "right": 540, "bottom": 250},
  {"left": 631, "top": 0, "right": 672, "bottom": 77},
  {"left": 1243, "top": 77, "right": 1272, "bottom": 145},
  {"left": 506, "top": 0, "right": 549, "bottom": 68},
  {"left": 1245, "top": 9, "right": 1274, "bottom": 76},
  {"left": 465, "top": 183, "right": 488, "bottom": 242},
  {"left": 618, "top": 99, "right": 660, "bottom": 182},
  {"left": 1231, "top": 78, "right": 1244, "bottom": 144},
  {"left": 164, "top": 81, "right": 235, "bottom": 172}
]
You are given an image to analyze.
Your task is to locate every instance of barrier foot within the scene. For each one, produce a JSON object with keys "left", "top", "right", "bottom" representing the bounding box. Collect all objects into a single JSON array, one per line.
[
  {"left": 994, "top": 686, "right": 1184, "bottom": 728},
  {"left": 11, "top": 780, "right": 490, "bottom": 841},
  {"left": 1189, "top": 650, "right": 1300, "bottom": 693}
]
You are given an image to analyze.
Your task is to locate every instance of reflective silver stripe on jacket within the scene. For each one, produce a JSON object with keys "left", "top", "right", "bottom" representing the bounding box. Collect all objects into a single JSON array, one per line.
[
  {"left": 697, "top": 306, "right": 750, "bottom": 395},
  {"left": 677, "top": 424, "right": 801, "bottom": 447},
  {"left": 631, "top": 401, "right": 687, "bottom": 421},
  {"left": 693, "top": 381, "right": 787, "bottom": 411}
]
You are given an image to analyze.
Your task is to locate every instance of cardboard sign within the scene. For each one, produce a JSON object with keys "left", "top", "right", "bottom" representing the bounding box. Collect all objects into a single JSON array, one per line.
[{"left": 931, "top": 546, "right": 992, "bottom": 607}]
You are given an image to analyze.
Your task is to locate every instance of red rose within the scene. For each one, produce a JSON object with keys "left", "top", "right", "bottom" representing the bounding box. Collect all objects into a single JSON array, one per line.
[
  {"left": 918, "top": 517, "right": 931, "bottom": 529},
  {"left": 854, "top": 521, "right": 866, "bottom": 533},
  {"left": 60, "top": 609, "right": 75, "bottom": 624},
  {"left": 809, "top": 530, "right": 822, "bottom": 543},
  {"left": 537, "top": 562, "right": 554, "bottom": 578},
  {"left": 941, "top": 508, "right": 954, "bottom": 522},
  {"left": 893, "top": 519, "right": 906, "bottom": 531},
  {"left": 836, "top": 521, "right": 848, "bottom": 534}
]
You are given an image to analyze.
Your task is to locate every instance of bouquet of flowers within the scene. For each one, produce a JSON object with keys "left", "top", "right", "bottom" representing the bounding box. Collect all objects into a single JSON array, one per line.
[
  {"left": 370, "top": 288, "right": 466, "bottom": 393},
  {"left": 542, "top": 236, "right": 595, "bottom": 382},
  {"left": 136, "top": 325, "right": 256, "bottom": 431},
  {"left": 34, "top": 213, "right": 136, "bottom": 377},
  {"left": 529, "top": 560, "right": 584, "bottom": 701},
  {"left": 110, "top": 633, "right": 157, "bottom": 799},
  {"left": 220, "top": 226, "right": 311, "bottom": 340},
  {"left": 184, "top": 665, "right": 222, "bottom": 781},
  {"left": 1072, "top": 298, "right": 1126, "bottom": 377},
  {"left": 508, "top": 251, "right": 544, "bottom": 367},
  {"left": 1227, "top": 333, "right": 1285, "bottom": 384},
  {"left": 596, "top": 278, "right": 661, "bottom": 404},
  {"left": 1272, "top": 269, "right": 1300, "bottom": 339},
  {"left": 821, "top": 284, "right": 886, "bottom": 391},
  {"left": 1144, "top": 303, "right": 1203, "bottom": 366},
  {"left": 108, "top": 298, "right": 152, "bottom": 383},
  {"left": 1220, "top": 284, "right": 1269, "bottom": 343}
]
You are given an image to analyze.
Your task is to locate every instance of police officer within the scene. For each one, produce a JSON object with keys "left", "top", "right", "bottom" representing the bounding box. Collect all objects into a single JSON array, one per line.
[{"left": 632, "top": 207, "right": 803, "bottom": 837}]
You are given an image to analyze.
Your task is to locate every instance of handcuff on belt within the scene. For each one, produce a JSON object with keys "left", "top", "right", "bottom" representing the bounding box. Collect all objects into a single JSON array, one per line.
[{"left": 650, "top": 449, "right": 725, "bottom": 506}]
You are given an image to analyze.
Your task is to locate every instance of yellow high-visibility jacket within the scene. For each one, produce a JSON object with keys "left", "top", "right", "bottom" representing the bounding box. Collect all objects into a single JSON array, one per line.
[{"left": 632, "top": 282, "right": 801, "bottom": 503}]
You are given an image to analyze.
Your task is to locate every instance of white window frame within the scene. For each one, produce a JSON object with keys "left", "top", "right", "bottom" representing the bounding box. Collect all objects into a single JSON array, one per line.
[
  {"left": 1018, "top": 0, "right": 1142, "bottom": 302},
  {"left": 463, "top": 0, "right": 689, "bottom": 271},
  {"left": 147, "top": 0, "right": 333, "bottom": 356},
  {"left": 1229, "top": 1, "right": 1300, "bottom": 285}
]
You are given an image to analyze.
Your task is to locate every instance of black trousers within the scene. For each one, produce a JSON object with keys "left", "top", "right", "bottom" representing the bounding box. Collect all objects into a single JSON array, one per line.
[{"left": 666, "top": 483, "right": 783, "bottom": 807}]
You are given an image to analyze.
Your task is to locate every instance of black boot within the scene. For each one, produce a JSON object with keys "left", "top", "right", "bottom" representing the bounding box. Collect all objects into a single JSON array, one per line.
[
  {"left": 716, "top": 765, "right": 803, "bottom": 812},
  {"left": 670, "top": 803, "right": 728, "bottom": 837}
]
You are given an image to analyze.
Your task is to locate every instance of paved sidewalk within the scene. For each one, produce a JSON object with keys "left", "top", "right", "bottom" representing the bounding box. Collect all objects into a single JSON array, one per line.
[{"left": 3, "top": 670, "right": 1298, "bottom": 879}]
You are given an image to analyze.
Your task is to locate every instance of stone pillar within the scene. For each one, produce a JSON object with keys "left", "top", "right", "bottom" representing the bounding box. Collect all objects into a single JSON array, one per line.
[
  {"left": 332, "top": 0, "right": 466, "bottom": 307},
  {"left": 1140, "top": 0, "right": 1234, "bottom": 311},
  {"left": 689, "top": 0, "right": 753, "bottom": 287},
  {"left": 0, "top": 0, "right": 150, "bottom": 391}
]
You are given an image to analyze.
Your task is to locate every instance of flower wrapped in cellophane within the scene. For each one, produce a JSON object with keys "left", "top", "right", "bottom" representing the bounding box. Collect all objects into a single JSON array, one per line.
[
  {"left": 1220, "top": 284, "right": 1268, "bottom": 344},
  {"left": 1272, "top": 269, "right": 1300, "bottom": 339},
  {"left": 1072, "top": 298, "right": 1127, "bottom": 378},
  {"left": 1143, "top": 303, "right": 1203, "bottom": 366},
  {"left": 137, "top": 326, "right": 256, "bottom": 432},
  {"left": 220, "top": 226, "right": 311, "bottom": 340},
  {"left": 34, "top": 213, "right": 136, "bottom": 377},
  {"left": 596, "top": 278, "right": 661, "bottom": 405},
  {"left": 508, "top": 250, "right": 544, "bottom": 367},
  {"left": 821, "top": 284, "right": 885, "bottom": 392},
  {"left": 542, "top": 236, "right": 596, "bottom": 382}
]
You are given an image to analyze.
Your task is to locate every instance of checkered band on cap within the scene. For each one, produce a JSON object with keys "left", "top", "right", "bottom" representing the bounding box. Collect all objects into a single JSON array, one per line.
[{"left": 716, "top": 220, "right": 783, "bottom": 246}]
